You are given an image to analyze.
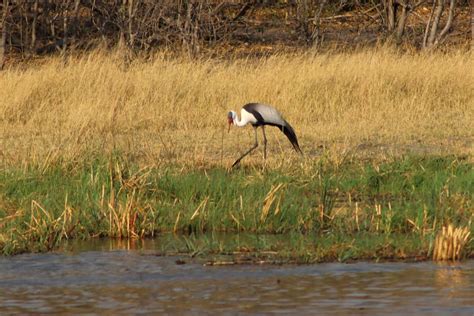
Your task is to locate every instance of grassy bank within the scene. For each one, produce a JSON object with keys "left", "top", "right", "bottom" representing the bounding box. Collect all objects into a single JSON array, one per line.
[{"left": 1, "top": 154, "right": 472, "bottom": 261}]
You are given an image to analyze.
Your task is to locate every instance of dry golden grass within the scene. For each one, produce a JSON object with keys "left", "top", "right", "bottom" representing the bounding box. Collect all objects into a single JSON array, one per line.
[
  {"left": 1, "top": 49, "right": 473, "bottom": 167},
  {"left": 433, "top": 224, "right": 471, "bottom": 261}
]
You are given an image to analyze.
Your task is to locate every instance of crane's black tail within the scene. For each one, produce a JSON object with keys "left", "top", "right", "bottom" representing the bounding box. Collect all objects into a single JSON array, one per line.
[{"left": 279, "top": 121, "right": 302, "bottom": 154}]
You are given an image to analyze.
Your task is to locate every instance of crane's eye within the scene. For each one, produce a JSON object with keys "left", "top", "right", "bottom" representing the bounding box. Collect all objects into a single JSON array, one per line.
[{"left": 227, "top": 111, "right": 233, "bottom": 119}]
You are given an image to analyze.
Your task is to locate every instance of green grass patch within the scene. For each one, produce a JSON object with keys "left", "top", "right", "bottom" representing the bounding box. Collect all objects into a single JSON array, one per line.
[{"left": 0, "top": 154, "right": 473, "bottom": 261}]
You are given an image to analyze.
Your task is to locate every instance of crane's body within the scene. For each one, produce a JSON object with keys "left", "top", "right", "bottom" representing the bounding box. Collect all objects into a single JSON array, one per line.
[{"left": 227, "top": 103, "right": 302, "bottom": 167}]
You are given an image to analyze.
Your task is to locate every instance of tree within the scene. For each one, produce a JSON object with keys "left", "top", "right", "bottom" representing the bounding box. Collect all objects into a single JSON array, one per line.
[
  {"left": 296, "top": 0, "right": 328, "bottom": 47},
  {"left": 381, "top": 0, "right": 426, "bottom": 44},
  {"left": 0, "top": 0, "right": 9, "bottom": 70},
  {"left": 422, "top": 0, "right": 457, "bottom": 49}
]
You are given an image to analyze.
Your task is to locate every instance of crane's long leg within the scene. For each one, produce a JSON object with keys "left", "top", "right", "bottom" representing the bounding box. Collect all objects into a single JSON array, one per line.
[
  {"left": 232, "top": 127, "right": 258, "bottom": 168},
  {"left": 262, "top": 126, "right": 268, "bottom": 160}
]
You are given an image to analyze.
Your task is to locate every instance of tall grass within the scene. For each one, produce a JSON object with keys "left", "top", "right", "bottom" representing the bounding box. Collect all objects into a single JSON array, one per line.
[
  {"left": 1, "top": 49, "right": 473, "bottom": 168},
  {"left": 0, "top": 155, "right": 472, "bottom": 258}
]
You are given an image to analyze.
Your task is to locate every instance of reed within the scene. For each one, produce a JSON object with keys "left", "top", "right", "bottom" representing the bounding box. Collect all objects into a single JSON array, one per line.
[{"left": 433, "top": 224, "right": 471, "bottom": 261}]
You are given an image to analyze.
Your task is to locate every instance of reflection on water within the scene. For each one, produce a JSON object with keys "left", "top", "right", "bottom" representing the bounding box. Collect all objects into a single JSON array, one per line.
[{"left": 0, "top": 238, "right": 473, "bottom": 314}]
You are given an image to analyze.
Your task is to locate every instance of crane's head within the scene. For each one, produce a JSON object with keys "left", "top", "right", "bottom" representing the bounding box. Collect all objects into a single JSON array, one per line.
[{"left": 227, "top": 111, "right": 236, "bottom": 132}]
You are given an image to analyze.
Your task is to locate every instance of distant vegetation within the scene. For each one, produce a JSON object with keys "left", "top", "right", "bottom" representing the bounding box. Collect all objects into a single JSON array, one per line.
[{"left": 0, "top": 0, "right": 472, "bottom": 68}]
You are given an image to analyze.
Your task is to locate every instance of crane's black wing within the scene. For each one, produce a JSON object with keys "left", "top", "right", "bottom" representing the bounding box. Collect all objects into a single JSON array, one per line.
[
  {"left": 243, "top": 103, "right": 302, "bottom": 154},
  {"left": 277, "top": 120, "right": 302, "bottom": 154}
]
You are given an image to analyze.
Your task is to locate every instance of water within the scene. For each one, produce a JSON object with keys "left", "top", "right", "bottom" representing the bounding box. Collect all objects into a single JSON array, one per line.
[{"left": 0, "top": 239, "right": 473, "bottom": 315}]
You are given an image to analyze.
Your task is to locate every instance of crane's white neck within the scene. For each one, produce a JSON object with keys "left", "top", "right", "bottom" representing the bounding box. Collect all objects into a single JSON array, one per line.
[{"left": 230, "top": 110, "right": 248, "bottom": 127}]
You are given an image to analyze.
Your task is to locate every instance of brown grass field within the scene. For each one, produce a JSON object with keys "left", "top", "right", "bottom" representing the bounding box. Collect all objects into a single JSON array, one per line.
[{"left": 1, "top": 48, "right": 473, "bottom": 168}]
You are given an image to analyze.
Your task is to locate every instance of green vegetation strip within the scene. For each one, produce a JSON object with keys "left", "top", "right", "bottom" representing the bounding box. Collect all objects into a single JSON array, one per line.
[{"left": 1, "top": 155, "right": 473, "bottom": 261}]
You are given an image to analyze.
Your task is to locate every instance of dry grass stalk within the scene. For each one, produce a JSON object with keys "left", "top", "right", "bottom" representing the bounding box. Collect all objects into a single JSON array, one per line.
[
  {"left": 107, "top": 189, "right": 139, "bottom": 238},
  {"left": 173, "top": 211, "right": 182, "bottom": 233},
  {"left": 354, "top": 202, "right": 360, "bottom": 231},
  {"left": 23, "top": 200, "right": 75, "bottom": 249},
  {"left": 261, "top": 183, "right": 284, "bottom": 222},
  {"left": 375, "top": 203, "right": 382, "bottom": 231},
  {"left": 433, "top": 224, "right": 471, "bottom": 261},
  {"left": 190, "top": 196, "right": 209, "bottom": 221},
  {"left": 230, "top": 213, "right": 242, "bottom": 230},
  {"left": 407, "top": 218, "right": 420, "bottom": 232}
]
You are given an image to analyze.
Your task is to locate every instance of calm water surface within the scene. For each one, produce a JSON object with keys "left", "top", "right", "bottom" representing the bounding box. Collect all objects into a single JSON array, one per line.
[{"left": 0, "top": 239, "right": 473, "bottom": 315}]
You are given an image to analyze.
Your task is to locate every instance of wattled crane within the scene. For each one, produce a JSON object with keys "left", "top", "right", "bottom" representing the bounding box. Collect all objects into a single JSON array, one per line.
[{"left": 227, "top": 103, "right": 302, "bottom": 167}]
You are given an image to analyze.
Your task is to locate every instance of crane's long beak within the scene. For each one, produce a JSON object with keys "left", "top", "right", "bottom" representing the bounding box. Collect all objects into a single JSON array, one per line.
[{"left": 227, "top": 118, "right": 233, "bottom": 133}]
